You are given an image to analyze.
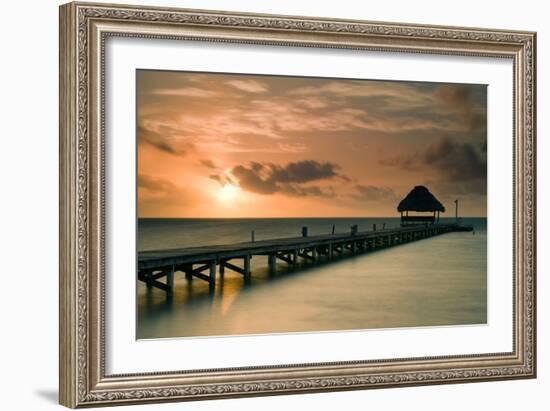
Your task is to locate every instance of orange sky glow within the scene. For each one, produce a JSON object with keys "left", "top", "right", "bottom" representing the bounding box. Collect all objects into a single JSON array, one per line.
[{"left": 137, "top": 70, "right": 487, "bottom": 218}]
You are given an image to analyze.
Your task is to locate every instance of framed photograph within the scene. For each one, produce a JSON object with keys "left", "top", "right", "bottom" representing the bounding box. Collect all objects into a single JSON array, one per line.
[{"left": 59, "top": 2, "right": 536, "bottom": 408}]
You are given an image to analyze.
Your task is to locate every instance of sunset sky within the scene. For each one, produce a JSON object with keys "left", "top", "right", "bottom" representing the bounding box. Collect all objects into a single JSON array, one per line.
[{"left": 137, "top": 70, "right": 487, "bottom": 218}]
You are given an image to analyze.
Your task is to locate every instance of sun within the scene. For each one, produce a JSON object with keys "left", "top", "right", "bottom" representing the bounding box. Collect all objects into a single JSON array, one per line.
[{"left": 217, "top": 183, "right": 239, "bottom": 202}]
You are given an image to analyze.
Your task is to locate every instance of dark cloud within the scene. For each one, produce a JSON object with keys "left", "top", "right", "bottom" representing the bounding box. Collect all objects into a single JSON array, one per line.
[
  {"left": 269, "top": 160, "right": 342, "bottom": 183},
  {"left": 381, "top": 137, "right": 486, "bottom": 182},
  {"left": 138, "top": 124, "right": 193, "bottom": 156},
  {"left": 434, "top": 85, "right": 487, "bottom": 133},
  {"left": 227, "top": 160, "right": 345, "bottom": 197},
  {"left": 353, "top": 185, "right": 397, "bottom": 202},
  {"left": 423, "top": 138, "right": 485, "bottom": 181},
  {"left": 200, "top": 159, "right": 217, "bottom": 169},
  {"left": 209, "top": 173, "right": 235, "bottom": 187},
  {"left": 380, "top": 137, "right": 486, "bottom": 202}
]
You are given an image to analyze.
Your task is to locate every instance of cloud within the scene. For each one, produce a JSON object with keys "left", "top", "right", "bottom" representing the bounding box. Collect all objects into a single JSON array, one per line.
[
  {"left": 226, "top": 79, "right": 269, "bottom": 93},
  {"left": 353, "top": 185, "right": 397, "bottom": 202},
  {"left": 231, "top": 163, "right": 278, "bottom": 194},
  {"left": 138, "top": 125, "right": 193, "bottom": 156},
  {"left": 209, "top": 173, "right": 235, "bottom": 187},
  {"left": 152, "top": 87, "right": 218, "bottom": 98},
  {"left": 276, "top": 142, "right": 309, "bottom": 153},
  {"left": 199, "top": 159, "right": 217, "bottom": 169},
  {"left": 269, "top": 160, "right": 343, "bottom": 183},
  {"left": 380, "top": 137, "right": 485, "bottom": 181},
  {"left": 289, "top": 81, "right": 433, "bottom": 108},
  {"left": 142, "top": 81, "right": 485, "bottom": 158},
  {"left": 423, "top": 138, "right": 485, "bottom": 181},
  {"left": 287, "top": 81, "right": 486, "bottom": 135},
  {"left": 296, "top": 97, "right": 329, "bottom": 109},
  {"left": 289, "top": 81, "right": 367, "bottom": 96},
  {"left": 138, "top": 174, "right": 176, "bottom": 194},
  {"left": 434, "top": 85, "right": 486, "bottom": 132},
  {"left": 379, "top": 154, "right": 421, "bottom": 171},
  {"left": 282, "top": 184, "right": 336, "bottom": 198},
  {"left": 225, "top": 160, "right": 346, "bottom": 197},
  {"left": 380, "top": 137, "right": 486, "bottom": 198}
]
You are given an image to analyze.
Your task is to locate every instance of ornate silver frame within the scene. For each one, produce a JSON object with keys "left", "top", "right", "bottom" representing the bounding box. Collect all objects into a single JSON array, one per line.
[{"left": 59, "top": 2, "right": 536, "bottom": 408}]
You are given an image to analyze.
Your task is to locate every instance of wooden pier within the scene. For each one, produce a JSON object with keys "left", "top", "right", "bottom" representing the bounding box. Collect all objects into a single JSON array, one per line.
[{"left": 137, "top": 223, "right": 473, "bottom": 295}]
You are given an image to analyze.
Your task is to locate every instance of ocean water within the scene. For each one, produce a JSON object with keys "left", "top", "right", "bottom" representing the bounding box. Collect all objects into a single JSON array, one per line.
[{"left": 137, "top": 217, "right": 487, "bottom": 339}]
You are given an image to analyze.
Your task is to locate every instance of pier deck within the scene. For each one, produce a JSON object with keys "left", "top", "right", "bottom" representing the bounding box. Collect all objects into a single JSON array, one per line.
[{"left": 138, "top": 223, "right": 472, "bottom": 294}]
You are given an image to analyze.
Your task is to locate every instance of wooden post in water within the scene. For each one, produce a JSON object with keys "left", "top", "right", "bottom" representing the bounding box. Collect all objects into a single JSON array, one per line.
[
  {"left": 167, "top": 266, "right": 174, "bottom": 294},
  {"left": 373, "top": 224, "right": 376, "bottom": 232},
  {"left": 292, "top": 248, "right": 298, "bottom": 265},
  {"left": 251, "top": 231, "right": 255, "bottom": 242},
  {"left": 302, "top": 226, "right": 308, "bottom": 237},
  {"left": 268, "top": 254, "right": 276, "bottom": 275},
  {"left": 145, "top": 271, "right": 152, "bottom": 289},
  {"left": 243, "top": 255, "right": 251, "bottom": 283},
  {"left": 332, "top": 224, "right": 335, "bottom": 235},
  {"left": 208, "top": 260, "right": 216, "bottom": 290},
  {"left": 184, "top": 264, "right": 192, "bottom": 281}
]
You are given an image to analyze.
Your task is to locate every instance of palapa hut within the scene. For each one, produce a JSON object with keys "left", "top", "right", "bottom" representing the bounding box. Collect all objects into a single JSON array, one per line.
[{"left": 397, "top": 186, "right": 445, "bottom": 226}]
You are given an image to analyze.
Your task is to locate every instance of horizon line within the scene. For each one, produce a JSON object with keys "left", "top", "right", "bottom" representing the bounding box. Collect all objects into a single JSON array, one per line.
[{"left": 138, "top": 216, "right": 488, "bottom": 219}]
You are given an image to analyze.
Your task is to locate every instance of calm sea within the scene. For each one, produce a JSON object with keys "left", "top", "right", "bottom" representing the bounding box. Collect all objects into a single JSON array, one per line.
[{"left": 137, "top": 217, "right": 487, "bottom": 339}]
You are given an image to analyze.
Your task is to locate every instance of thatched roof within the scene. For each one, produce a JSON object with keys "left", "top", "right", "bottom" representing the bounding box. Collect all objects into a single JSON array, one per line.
[{"left": 397, "top": 186, "right": 445, "bottom": 213}]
